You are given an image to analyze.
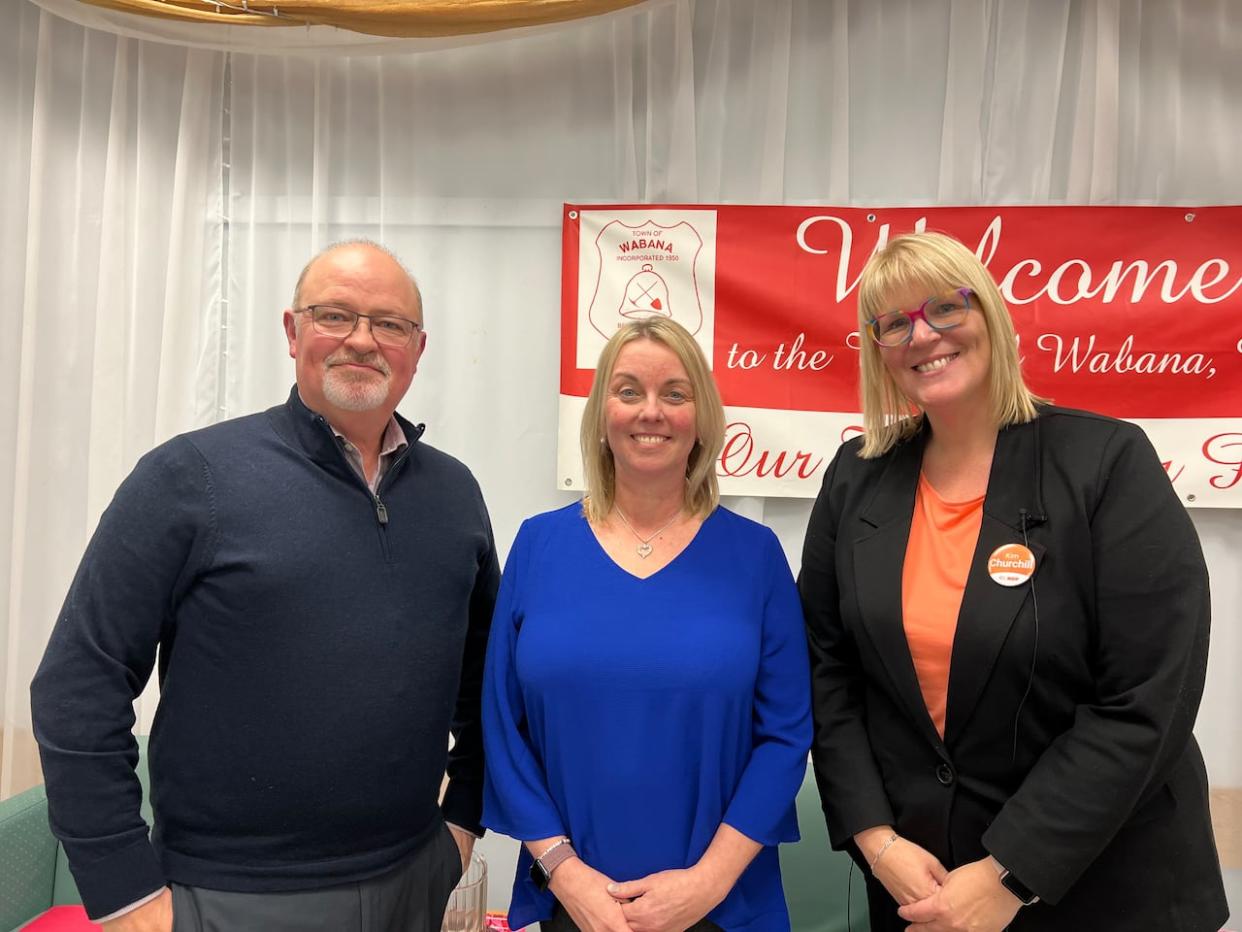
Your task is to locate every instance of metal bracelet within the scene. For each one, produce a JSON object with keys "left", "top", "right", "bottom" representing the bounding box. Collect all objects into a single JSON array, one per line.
[{"left": 869, "top": 832, "right": 900, "bottom": 871}]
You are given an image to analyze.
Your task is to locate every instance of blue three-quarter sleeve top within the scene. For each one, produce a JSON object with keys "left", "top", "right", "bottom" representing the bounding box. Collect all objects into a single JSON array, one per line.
[{"left": 482, "top": 503, "right": 812, "bottom": 931}]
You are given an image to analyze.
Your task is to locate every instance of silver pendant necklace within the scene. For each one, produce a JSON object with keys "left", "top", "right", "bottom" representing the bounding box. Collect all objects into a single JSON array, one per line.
[{"left": 613, "top": 505, "right": 682, "bottom": 558}]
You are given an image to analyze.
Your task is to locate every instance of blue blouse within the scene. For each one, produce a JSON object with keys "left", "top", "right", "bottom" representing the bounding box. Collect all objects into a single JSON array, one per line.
[{"left": 482, "top": 504, "right": 812, "bottom": 931}]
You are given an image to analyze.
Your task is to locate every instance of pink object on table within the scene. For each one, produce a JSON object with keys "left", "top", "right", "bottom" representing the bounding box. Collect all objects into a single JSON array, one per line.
[
  {"left": 485, "top": 912, "right": 526, "bottom": 931},
  {"left": 20, "top": 906, "right": 100, "bottom": 930}
]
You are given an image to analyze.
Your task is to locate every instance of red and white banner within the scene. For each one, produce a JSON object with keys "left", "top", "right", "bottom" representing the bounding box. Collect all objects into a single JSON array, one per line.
[{"left": 558, "top": 204, "right": 1242, "bottom": 506}]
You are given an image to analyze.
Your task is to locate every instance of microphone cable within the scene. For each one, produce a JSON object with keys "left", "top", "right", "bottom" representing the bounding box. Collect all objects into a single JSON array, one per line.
[
  {"left": 1011, "top": 508, "right": 1041, "bottom": 767},
  {"left": 847, "top": 857, "right": 855, "bottom": 932}
]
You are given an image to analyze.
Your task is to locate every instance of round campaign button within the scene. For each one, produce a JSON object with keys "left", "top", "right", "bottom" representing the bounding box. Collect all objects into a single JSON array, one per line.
[{"left": 987, "top": 543, "right": 1036, "bottom": 587}]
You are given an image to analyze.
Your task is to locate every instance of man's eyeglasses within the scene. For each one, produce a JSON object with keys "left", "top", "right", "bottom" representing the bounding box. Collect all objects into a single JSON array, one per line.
[
  {"left": 295, "top": 305, "right": 423, "bottom": 348},
  {"left": 866, "top": 287, "right": 974, "bottom": 347}
]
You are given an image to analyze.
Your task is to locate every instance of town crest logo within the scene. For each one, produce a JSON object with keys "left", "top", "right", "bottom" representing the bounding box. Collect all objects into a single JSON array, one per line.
[{"left": 575, "top": 210, "right": 717, "bottom": 368}]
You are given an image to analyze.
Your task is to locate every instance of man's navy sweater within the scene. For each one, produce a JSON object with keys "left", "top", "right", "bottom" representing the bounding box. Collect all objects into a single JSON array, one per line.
[{"left": 31, "top": 388, "right": 499, "bottom": 919}]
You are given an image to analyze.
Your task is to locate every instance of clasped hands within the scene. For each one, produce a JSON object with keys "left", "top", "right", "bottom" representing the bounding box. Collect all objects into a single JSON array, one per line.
[
  {"left": 857, "top": 828, "right": 1021, "bottom": 932},
  {"left": 549, "top": 857, "right": 725, "bottom": 932}
]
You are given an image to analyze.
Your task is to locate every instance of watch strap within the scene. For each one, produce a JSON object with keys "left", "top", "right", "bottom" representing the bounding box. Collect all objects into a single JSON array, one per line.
[
  {"left": 538, "top": 840, "right": 577, "bottom": 876},
  {"left": 529, "top": 839, "right": 577, "bottom": 891}
]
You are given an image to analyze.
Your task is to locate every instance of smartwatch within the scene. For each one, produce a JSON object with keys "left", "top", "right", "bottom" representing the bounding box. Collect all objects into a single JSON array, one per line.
[
  {"left": 529, "top": 838, "right": 577, "bottom": 891},
  {"left": 998, "top": 867, "right": 1040, "bottom": 906}
]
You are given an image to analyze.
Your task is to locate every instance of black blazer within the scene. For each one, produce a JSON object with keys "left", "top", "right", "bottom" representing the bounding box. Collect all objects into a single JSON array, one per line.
[{"left": 799, "top": 407, "right": 1227, "bottom": 932}]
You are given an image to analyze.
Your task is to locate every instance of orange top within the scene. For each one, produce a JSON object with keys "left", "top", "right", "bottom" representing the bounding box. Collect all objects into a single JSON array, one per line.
[{"left": 901, "top": 473, "right": 985, "bottom": 737}]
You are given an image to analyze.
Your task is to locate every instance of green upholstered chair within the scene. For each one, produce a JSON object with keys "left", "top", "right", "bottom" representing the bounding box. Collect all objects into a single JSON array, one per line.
[
  {"left": 0, "top": 782, "right": 61, "bottom": 931},
  {"left": 781, "top": 765, "right": 871, "bottom": 932},
  {"left": 0, "top": 740, "right": 151, "bottom": 932}
]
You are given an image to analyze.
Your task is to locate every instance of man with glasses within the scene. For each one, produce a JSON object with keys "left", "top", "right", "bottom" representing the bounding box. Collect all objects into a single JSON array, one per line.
[{"left": 32, "top": 241, "right": 499, "bottom": 932}]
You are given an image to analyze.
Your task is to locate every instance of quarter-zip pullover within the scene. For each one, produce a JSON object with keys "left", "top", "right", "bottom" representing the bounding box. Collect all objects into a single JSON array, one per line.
[{"left": 31, "top": 387, "right": 499, "bottom": 920}]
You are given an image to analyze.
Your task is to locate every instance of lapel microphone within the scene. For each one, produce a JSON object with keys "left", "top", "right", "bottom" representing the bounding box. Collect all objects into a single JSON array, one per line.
[{"left": 1018, "top": 507, "right": 1047, "bottom": 531}]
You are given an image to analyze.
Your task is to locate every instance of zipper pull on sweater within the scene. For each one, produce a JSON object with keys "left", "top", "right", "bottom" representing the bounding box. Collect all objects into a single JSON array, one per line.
[{"left": 374, "top": 497, "right": 389, "bottom": 525}]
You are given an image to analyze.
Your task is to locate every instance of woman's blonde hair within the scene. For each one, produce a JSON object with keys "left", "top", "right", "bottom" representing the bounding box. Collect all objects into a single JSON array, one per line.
[
  {"left": 580, "top": 318, "right": 725, "bottom": 522},
  {"left": 855, "top": 231, "right": 1042, "bottom": 458}
]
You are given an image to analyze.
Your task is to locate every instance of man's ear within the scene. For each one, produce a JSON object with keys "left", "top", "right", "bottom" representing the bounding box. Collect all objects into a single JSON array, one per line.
[
  {"left": 409, "top": 329, "right": 428, "bottom": 375},
  {"left": 283, "top": 310, "right": 298, "bottom": 359}
]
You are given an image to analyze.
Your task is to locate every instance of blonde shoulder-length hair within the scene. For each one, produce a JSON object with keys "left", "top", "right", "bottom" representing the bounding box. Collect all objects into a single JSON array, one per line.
[
  {"left": 580, "top": 318, "right": 725, "bottom": 523},
  {"left": 856, "top": 231, "right": 1043, "bottom": 458}
]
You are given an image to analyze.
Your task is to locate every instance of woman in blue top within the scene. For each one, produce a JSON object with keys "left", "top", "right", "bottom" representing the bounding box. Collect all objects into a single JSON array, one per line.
[{"left": 483, "top": 318, "right": 812, "bottom": 932}]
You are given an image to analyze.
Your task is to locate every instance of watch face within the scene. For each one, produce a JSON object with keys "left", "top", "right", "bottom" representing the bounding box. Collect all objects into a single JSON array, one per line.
[
  {"left": 529, "top": 858, "right": 551, "bottom": 891},
  {"left": 1000, "top": 871, "right": 1039, "bottom": 906}
]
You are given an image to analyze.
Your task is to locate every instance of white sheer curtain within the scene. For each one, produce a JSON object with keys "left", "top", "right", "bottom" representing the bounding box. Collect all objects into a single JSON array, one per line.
[
  {"left": 4, "top": 0, "right": 1241, "bottom": 911},
  {"left": 1, "top": 3, "right": 224, "bottom": 797}
]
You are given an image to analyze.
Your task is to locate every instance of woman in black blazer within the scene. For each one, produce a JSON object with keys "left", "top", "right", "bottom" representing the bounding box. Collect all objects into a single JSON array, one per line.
[{"left": 799, "top": 232, "right": 1227, "bottom": 931}]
